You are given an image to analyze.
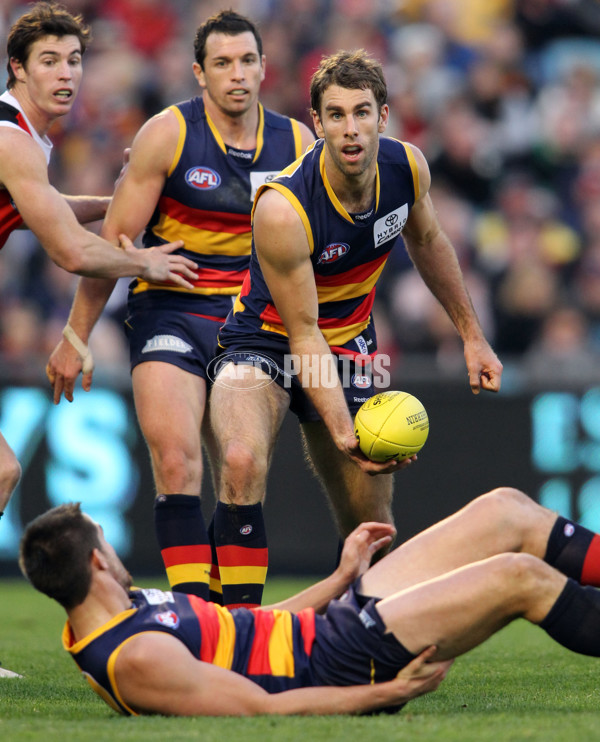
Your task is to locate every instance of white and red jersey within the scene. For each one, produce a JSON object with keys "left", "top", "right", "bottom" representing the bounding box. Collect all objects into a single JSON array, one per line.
[{"left": 0, "top": 90, "right": 52, "bottom": 248}]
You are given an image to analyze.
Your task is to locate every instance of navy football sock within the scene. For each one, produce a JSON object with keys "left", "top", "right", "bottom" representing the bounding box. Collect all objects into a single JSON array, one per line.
[
  {"left": 540, "top": 578, "right": 600, "bottom": 656},
  {"left": 207, "top": 514, "right": 223, "bottom": 605},
  {"left": 154, "top": 494, "right": 211, "bottom": 600},
  {"left": 544, "top": 516, "right": 600, "bottom": 586},
  {"left": 214, "top": 501, "right": 268, "bottom": 608}
]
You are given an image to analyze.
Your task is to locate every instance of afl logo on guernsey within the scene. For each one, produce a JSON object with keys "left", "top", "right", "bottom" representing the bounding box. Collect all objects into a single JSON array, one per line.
[
  {"left": 155, "top": 610, "right": 180, "bottom": 629},
  {"left": 352, "top": 374, "right": 372, "bottom": 389},
  {"left": 318, "top": 242, "right": 350, "bottom": 264},
  {"left": 185, "top": 166, "right": 221, "bottom": 190}
]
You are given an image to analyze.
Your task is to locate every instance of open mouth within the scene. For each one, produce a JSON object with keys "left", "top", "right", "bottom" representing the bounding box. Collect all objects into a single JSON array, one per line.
[
  {"left": 342, "top": 144, "right": 362, "bottom": 160},
  {"left": 54, "top": 89, "right": 73, "bottom": 101}
]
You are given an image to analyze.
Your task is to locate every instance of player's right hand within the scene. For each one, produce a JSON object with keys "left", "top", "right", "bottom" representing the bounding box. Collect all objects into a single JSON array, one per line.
[
  {"left": 119, "top": 234, "right": 198, "bottom": 289},
  {"left": 46, "top": 338, "right": 91, "bottom": 404},
  {"left": 340, "top": 433, "right": 416, "bottom": 475},
  {"left": 389, "top": 645, "right": 453, "bottom": 702}
]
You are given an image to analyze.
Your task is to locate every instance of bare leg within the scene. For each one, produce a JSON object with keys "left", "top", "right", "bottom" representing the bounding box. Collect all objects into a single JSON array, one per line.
[
  {"left": 302, "top": 420, "right": 394, "bottom": 538},
  {"left": 377, "top": 552, "right": 567, "bottom": 660},
  {"left": 133, "top": 362, "right": 211, "bottom": 597},
  {"left": 361, "top": 487, "right": 557, "bottom": 597},
  {"left": 209, "top": 363, "right": 290, "bottom": 606},
  {"left": 0, "top": 431, "right": 21, "bottom": 512},
  {"left": 210, "top": 364, "right": 289, "bottom": 506},
  {"left": 132, "top": 362, "right": 207, "bottom": 495}
]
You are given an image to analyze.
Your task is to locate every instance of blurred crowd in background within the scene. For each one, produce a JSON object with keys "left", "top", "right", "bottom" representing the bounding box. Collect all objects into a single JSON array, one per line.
[{"left": 2, "top": 0, "right": 600, "bottom": 388}]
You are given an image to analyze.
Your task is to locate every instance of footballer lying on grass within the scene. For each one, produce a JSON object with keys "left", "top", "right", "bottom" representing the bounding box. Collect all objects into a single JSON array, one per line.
[{"left": 19, "top": 486, "right": 600, "bottom": 716}]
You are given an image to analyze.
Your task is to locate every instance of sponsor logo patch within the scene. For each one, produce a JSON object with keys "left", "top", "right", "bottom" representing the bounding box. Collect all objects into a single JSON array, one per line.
[
  {"left": 355, "top": 335, "right": 369, "bottom": 355},
  {"left": 142, "top": 335, "right": 193, "bottom": 354},
  {"left": 250, "top": 171, "right": 280, "bottom": 199},
  {"left": 185, "top": 166, "right": 221, "bottom": 190},
  {"left": 142, "top": 588, "right": 174, "bottom": 605},
  {"left": 374, "top": 204, "right": 408, "bottom": 247},
  {"left": 358, "top": 608, "right": 377, "bottom": 630},
  {"left": 240, "top": 525, "right": 253, "bottom": 535}
]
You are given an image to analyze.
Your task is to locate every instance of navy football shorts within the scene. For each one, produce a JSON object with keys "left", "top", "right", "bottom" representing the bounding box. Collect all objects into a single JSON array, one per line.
[
  {"left": 125, "top": 309, "right": 221, "bottom": 379},
  {"left": 209, "top": 333, "right": 380, "bottom": 423},
  {"left": 310, "top": 582, "right": 415, "bottom": 688}
]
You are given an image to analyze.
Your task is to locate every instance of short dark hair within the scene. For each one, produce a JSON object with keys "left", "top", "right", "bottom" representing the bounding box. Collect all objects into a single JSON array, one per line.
[
  {"left": 310, "top": 49, "right": 387, "bottom": 117},
  {"left": 193, "top": 8, "right": 262, "bottom": 69},
  {"left": 19, "top": 503, "right": 101, "bottom": 609},
  {"left": 6, "top": 2, "right": 91, "bottom": 89}
]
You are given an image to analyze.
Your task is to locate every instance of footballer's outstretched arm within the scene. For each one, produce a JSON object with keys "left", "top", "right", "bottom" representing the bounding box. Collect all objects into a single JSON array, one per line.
[
  {"left": 114, "top": 632, "right": 449, "bottom": 716},
  {"left": 253, "top": 188, "right": 399, "bottom": 475}
]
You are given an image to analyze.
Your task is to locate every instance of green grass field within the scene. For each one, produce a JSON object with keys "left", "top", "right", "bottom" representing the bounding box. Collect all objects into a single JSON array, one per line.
[{"left": 1, "top": 576, "right": 599, "bottom": 742}]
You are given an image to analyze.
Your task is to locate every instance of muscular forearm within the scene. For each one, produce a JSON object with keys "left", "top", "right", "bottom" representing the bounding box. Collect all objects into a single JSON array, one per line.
[
  {"left": 66, "top": 276, "right": 118, "bottom": 342},
  {"left": 263, "top": 679, "right": 410, "bottom": 716},
  {"left": 288, "top": 330, "right": 355, "bottom": 447},
  {"left": 63, "top": 195, "right": 110, "bottom": 224},
  {"left": 405, "top": 230, "right": 484, "bottom": 342},
  {"left": 263, "top": 570, "right": 348, "bottom": 614}
]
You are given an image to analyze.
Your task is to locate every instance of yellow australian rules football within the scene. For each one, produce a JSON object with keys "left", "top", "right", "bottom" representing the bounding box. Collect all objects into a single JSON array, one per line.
[{"left": 354, "top": 390, "right": 429, "bottom": 462}]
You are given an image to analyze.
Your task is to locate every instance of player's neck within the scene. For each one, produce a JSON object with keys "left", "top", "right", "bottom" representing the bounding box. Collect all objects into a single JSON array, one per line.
[
  {"left": 203, "top": 93, "right": 259, "bottom": 150},
  {"left": 324, "top": 154, "right": 377, "bottom": 214},
  {"left": 67, "top": 581, "right": 131, "bottom": 643},
  {"left": 9, "top": 86, "right": 56, "bottom": 138}
]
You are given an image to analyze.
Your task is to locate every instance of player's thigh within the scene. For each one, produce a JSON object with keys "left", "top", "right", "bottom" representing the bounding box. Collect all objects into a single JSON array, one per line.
[
  {"left": 132, "top": 361, "right": 206, "bottom": 457},
  {"left": 374, "top": 553, "right": 564, "bottom": 659},
  {"left": 302, "top": 420, "right": 394, "bottom": 534},
  {"left": 210, "top": 362, "right": 289, "bottom": 457}
]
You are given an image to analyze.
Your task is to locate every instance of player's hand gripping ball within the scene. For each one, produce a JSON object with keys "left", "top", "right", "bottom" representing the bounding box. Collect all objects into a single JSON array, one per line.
[{"left": 354, "top": 391, "right": 429, "bottom": 462}]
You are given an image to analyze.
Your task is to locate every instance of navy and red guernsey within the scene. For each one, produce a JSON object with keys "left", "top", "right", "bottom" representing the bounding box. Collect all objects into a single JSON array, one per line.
[
  {"left": 0, "top": 90, "right": 53, "bottom": 248},
  {"left": 218, "top": 136, "right": 420, "bottom": 357},
  {"left": 127, "top": 97, "right": 306, "bottom": 322},
  {"left": 63, "top": 586, "right": 415, "bottom": 716}
]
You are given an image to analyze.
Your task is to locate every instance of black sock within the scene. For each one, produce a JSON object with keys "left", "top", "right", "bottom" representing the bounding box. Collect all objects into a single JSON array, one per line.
[
  {"left": 540, "top": 578, "right": 600, "bottom": 656},
  {"left": 544, "top": 516, "right": 600, "bottom": 586}
]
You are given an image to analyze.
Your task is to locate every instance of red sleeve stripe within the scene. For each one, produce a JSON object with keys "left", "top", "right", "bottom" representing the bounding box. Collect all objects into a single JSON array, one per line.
[
  {"left": 317, "top": 290, "right": 375, "bottom": 329},
  {"left": 258, "top": 289, "right": 374, "bottom": 332},
  {"left": 246, "top": 610, "right": 274, "bottom": 675},
  {"left": 297, "top": 608, "right": 316, "bottom": 656},
  {"left": 188, "top": 595, "right": 221, "bottom": 663},
  {"left": 159, "top": 196, "right": 251, "bottom": 234},
  {"left": 189, "top": 267, "right": 248, "bottom": 288},
  {"left": 314, "top": 253, "right": 388, "bottom": 288}
]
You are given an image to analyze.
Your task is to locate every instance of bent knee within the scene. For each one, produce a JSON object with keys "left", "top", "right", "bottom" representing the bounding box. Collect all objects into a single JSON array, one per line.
[
  {"left": 470, "top": 487, "right": 533, "bottom": 523},
  {"left": 493, "top": 552, "right": 549, "bottom": 594},
  {"left": 220, "top": 440, "right": 268, "bottom": 497},
  {"left": 151, "top": 447, "right": 202, "bottom": 492}
]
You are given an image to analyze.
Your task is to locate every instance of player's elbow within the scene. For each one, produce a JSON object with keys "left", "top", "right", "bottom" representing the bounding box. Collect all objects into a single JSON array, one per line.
[{"left": 55, "top": 248, "right": 86, "bottom": 274}]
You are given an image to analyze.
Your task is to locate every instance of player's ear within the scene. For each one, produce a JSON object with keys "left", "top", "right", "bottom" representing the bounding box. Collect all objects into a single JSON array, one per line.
[
  {"left": 192, "top": 62, "right": 206, "bottom": 90},
  {"left": 260, "top": 54, "right": 266, "bottom": 83},
  {"left": 91, "top": 547, "right": 109, "bottom": 571},
  {"left": 378, "top": 104, "right": 389, "bottom": 133},
  {"left": 311, "top": 109, "right": 324, "bottom": 138},
  {"left": 10, "top": 57, "right": 26, "bottom": 83}
]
